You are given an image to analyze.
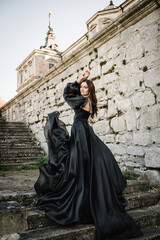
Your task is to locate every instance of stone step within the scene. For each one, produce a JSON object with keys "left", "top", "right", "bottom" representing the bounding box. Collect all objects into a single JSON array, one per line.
[
  {"left": 0, "top": 155, "right": 39, "bottom": 161},
  {"left": 0, "top": 120, "right": 44, "bottom": 169},
  {"left": 130, "top": 227, "right": 160, "bottom": 240},
  {"left": 0, "top": 126, "right": 29, "bottom": 131},
  {"left": 125, "top": 191, "right": 160, "bottom": 210},
  {"left": 124, "top": 179, "right": 150, "bottom": 194},
  {"left": 129, "top": 204, "right": 160, "bottom": 229},
  {"left": 0, "top": 149, "right": 42, "bottom": 158},
  {"left": 4, "top": 225, "right": 96, "bottom": 240},
  {"left": 0, "top": 161, "right": 38, "bottom": 170},
  {"left": 0, "top": 136, "right": 38, "bottom": 143},
  {"left": 0, "top": 156, "right": 39, "bottom": 161},
  {"left": 0, "top": 122, "right": 26, "bottom": 127},
  {"left": 0, "top": 142, "right": 41, "bottom": 148},
  {"left": 26, "top": 204, "right": 160, "bottom": 232},
  {"left": 0, "top": 131, "right": 33, "bottom": 137},
  {"left": 0, "top": 157, "right": 39, "bottom": 163},
  {"left": 26, "top": 201, "right": 160, "bottom": 231},
  {"left": 0, "top": 126, "right": 30, "bottom": 131},
  {"left": 4, "top": 225, "right": 160, "bottom": 240},
  {"left": 0, "top": 181, "right": 155, "bottom": 208},
  {"left": 27, "top": 208, "right": 55, "bottom": 230},
  {"left": 0, "top": 138, "right": 42, "bottom": 145},
  {"left": 23, "top": 225, "right": 160, "bottom": 240},
  {"left": 0, "top": 146, "right": 42, "bottom": 151},
  {"left": 0, "top": 190, "right": 36, "bottom": 207},
  {"left": 0, "top": 200, "right": 160, "bottom": 237},
  {"left": 1, "top": 191, "right": 158, "bottom": 232},
  {"left": 0, "top": 134, "right": 36, "bottom": 139},
  {"left": 0, "top": 156, "right": 37, "bottom": 166}
]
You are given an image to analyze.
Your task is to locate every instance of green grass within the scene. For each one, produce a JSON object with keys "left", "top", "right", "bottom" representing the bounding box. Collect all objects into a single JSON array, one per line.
[
  {"left": 140, "top": 186, "right": 148, "bottom": 192},
  {"left": 152, "top": 221, "right": 160, "bottom": 227},
  {"left": 122, "top": 170, "right": 139, "bottom": 180},
  {"left": 24, "top": 179, "right": 31, "bottom": 182}
]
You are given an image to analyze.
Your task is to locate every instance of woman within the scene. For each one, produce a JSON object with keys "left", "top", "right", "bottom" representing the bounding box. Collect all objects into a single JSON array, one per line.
[{"left": 34, "top": 70, "right": 142, "bottom": 240}]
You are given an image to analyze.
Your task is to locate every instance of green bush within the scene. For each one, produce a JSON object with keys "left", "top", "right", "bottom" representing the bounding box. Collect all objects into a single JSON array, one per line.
[
  {"left": 37, "top": 154, "right": 48, "bottom": 166},
  {"left": 122, "top": 170, "right": 139, "bottom": 180}
]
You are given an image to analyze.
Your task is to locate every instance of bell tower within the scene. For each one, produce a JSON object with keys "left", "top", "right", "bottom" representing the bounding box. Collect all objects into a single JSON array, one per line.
[
  {"left": 16, "top": 11, "right": 62, "bottom": 93},
  {"left": 40, "top": 11, "right": 61, "bottom": 53}
]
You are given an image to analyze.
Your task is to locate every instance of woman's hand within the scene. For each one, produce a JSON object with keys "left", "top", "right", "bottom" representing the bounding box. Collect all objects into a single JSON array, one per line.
[
  {"left": 77, "top": 70, "right": 90, "bottom": 83},
  {"left": 84, "top": 70, "right": 90, "bottom": 78}
]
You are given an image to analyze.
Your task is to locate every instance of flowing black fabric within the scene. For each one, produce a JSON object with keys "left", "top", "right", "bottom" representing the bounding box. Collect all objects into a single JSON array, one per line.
[{"left": 34, "top": 81, "right": 142, "bottom": 240}]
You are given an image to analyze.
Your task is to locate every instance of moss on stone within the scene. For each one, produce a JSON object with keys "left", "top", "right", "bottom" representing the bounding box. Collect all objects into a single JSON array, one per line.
[
  {"left": 119, "top": 91, "right": 124, "bottom": 96},
  {"left": 122, "top": 59, "right": 126, "bottom": 65},
  {"left": 143, "top": 66, "right": 148, "bottom": 72},
  {"left": 104, "top": 65, "right": 115, "bottom": 75},
  {"left": 57, "top": 102, "right": 64, "bottom": 107},
  {"left": 116, "top": 72, "right": 120, "bottom": 76},
  {"left": 100, "top": 60, "right": 107, "bottom": 67}
]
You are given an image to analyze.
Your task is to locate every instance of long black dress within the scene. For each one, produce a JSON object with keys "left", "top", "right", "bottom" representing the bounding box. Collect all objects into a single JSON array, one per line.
[{"left": 34, "top": 81, "right": 142, "bottom": 240}]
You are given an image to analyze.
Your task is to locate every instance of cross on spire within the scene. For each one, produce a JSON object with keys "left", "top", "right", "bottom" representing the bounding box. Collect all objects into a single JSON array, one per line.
[{"left": 49, "top": 11, "right": 52, "bottom": 29}]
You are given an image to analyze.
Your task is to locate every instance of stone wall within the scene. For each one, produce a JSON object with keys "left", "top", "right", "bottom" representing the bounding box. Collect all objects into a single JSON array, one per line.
[{"left": 1, "top": 0, "right": 160, "bottom": 185}]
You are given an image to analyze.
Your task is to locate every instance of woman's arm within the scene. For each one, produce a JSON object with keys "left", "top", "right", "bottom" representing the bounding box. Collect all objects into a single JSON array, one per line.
[
  {"left": 63, "top": 81, "right": 88, "bottom": 110},
  {"left": 63, "top": 70, "right": 90, "bottom": 110}
]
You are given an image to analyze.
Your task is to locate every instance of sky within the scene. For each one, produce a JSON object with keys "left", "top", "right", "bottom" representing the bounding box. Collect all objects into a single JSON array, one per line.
[{"left": 0, "top": 0, "right": 124, "bottom": 103}]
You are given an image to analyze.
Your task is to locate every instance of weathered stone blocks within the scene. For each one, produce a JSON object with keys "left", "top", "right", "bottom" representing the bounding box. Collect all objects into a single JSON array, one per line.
[
  {"left": 143, "top": 67, "right": 160, "bottom": 88},
  {"left": 100, "top": 134, "right": 115, "bottom": 143},
  {"left": 0, "top": 201, "right": 27, "bottom": 236},
  {"left": 131, "top": 91, "right": 155, "bottom": 108},
  {"left": 127, "top": 146, "right": 144, "bottom": 156},
  {"left": 125, "top": 110, "right": 137, "bottom": 131},
  {"left": 108, "top": 100, "right": 117, "bottom": 117},
  {"left": 93, "top": 120, "right": 110, "bottom": 135},
  {"left": 145, "top": 147, "right": 160, "bottom": 168},
  {"left": 140, "top": 105, "right": 160, "bottom": 129},
  {"left": 133, "top": 131, "right": 150, "bottom": 146},
  {"left": 110, "top": 115, "right": 126, "bottom": 132},
  {"left": 145, "top": 170, "right": 160, "bottom": 187}
]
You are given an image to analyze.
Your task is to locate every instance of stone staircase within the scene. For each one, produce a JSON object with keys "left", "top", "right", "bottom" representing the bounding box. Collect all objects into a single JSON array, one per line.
[
  {"left": 0, "top": 116, "right": 44, "bottom": 169},
  {"left": 0, "top": 176, "right": 160, "bottom": 239}
]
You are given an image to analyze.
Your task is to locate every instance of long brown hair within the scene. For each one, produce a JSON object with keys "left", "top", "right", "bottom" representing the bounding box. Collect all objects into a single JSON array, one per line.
[{"left": 81, "top": 79, "right": 98, "bottom": 118}]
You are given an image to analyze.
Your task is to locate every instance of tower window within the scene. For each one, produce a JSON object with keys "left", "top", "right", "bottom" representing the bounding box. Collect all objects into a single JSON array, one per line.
[
  {"left": 21, "top": 74, "right": 23, "bottom": 83},
  {"left": 49, "top": 63, "right": 54, "bottom": 69}
]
